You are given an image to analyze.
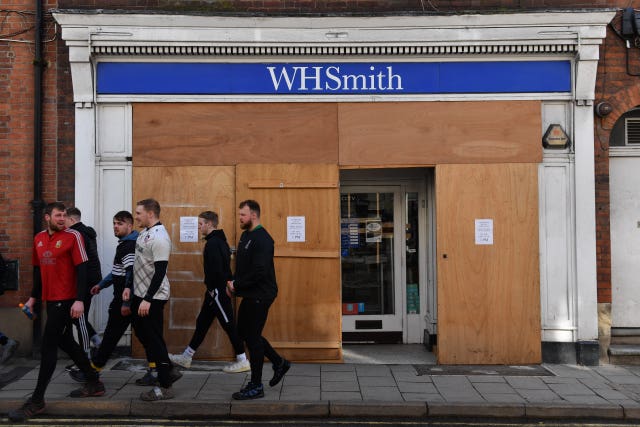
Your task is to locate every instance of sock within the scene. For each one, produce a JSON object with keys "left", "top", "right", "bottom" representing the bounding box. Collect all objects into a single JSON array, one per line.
[
  {"left": 90, "top": 334, "right": 102, "bottom": 347},
  {"left": 148, "top": 362, "right": 156, "bottom": 369},
  {"left": 91, "top": 362, "right": 103, "bottom": 372},
  {"left": 236, "top": 353, "right": 247, "bottom": 362},
  {"left": 184, "top": 347, "right": 195, "bottom": 358}
]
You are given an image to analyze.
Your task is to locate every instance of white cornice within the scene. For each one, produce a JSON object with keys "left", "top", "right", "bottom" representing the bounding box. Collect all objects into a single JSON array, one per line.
[
  {"left": 54, "top": 11, "right": 615, "bottom": 48},
  {"left": 52, "top": 10, "right": 615, "bottom": 102}
]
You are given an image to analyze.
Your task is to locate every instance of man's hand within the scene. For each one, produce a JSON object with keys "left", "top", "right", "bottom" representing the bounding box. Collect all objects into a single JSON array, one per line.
[
  {"left": 71, "top": 300, "right": 85, "bottom": 319},
  {"left": 226, "top": 280, "right": 235, "bottom": 298},
  {"left": 121, "top": 305, "right": 131, "bottom": 317},
  {"left": 24, "top": 297, "right": 36, "bottom": 313},
  {"left": 138, "top": 300, "right": 151, "bottom": 317},
  {"left": 122, "top": 288, "right": 130, "bottom": 301},
  {"left": 90, "top": 285, "right": 101, "bottom": 295}
]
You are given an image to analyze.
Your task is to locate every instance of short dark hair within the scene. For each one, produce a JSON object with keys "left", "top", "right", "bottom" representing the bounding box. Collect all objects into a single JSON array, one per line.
[
  {"left": 136, "top": 198, "right": 161, "bottom": 217},
  {"left": 45, "top": 202, "right": 66, "bottom": 216},
  {"left": 66, "top": 207, "right": 82, "bottom": 220},
  {"left": 239, "top": 199, "right": 260, "bottom": 218},
  {"left": 198, "top": 211, "right": 219, "bottom": 228},
  {"left": 113, "top": 210, "right": 133, "bottom": 224}
]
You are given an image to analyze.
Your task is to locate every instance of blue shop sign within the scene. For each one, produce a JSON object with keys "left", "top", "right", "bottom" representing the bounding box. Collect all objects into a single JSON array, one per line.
[{"left": 97, "top": 61, "right": 570, "bottom": 95}]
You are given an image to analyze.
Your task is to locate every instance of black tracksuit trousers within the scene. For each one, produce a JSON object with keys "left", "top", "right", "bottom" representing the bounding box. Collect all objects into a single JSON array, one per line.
[
  {"left": 237, "top": 298, "right": 283, "bottom": 385},
  {"left": 130, "top": 295, "right": 172, "bottom": 388},
  {"left": 33, "top": 300, "right": 99, "bottom": 402},
  {"left": 91, "top": 298, "right": 131, "bottom": 368},
  {"left": 189, "top": 289, "right": 244, "bottom": 355}
]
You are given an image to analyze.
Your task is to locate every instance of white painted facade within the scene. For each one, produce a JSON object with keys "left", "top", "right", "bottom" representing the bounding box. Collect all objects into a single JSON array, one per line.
[
  {"left": 54, "top": 11, "right": 614, "bottom": 352},
  {"left": 610, "top": 148, "right": 640, "bottom": 328}
]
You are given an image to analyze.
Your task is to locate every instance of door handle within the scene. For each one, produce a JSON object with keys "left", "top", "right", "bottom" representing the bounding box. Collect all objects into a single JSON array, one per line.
[{"left": 442, "top": 254, "right": 448, "bottom": 259}]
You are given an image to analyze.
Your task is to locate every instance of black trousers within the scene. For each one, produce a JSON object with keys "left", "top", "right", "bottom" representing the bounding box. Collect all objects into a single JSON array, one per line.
[
  {"left": 91, "top": 298, "right": 132, "bottom": 368},
  {"left": 130, "top": 295, "right": 172, "bottom": 388},
  {"left": 189, "top": 289, "right": 244, "bottom": 355},
  {"left": 237, "top": 298, "right": 283, "bottom": 385},
  {"left": 33, "top": 299, "right": 98, "bottom": 402},
  {"left": 72, "top": 293, "right": 97, "bottom": 354}
]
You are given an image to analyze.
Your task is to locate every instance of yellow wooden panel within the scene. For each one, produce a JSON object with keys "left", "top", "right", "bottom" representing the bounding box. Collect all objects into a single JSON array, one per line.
[
  {"left": 132, "top": 166, "right": 237, "bottom": 360},
  {"left": 133, "top": 103, "right": 339, "bottom": 166},
  {"left": 436, "top": 163, "right": 541, "bottom": 364},
  {"left": 339, "top": 101, "right": 542, "bottom": 166},
  {"left": 236, "top": 163, "right": 343, "bottom": 362}
]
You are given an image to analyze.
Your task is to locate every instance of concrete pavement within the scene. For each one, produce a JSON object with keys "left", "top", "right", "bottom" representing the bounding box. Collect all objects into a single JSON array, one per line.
[{"left": 2, "top": 357, "right": 640, "bottom": 421}]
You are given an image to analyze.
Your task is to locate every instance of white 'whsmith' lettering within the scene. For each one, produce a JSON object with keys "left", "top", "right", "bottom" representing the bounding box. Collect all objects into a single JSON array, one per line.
[{"left": 266, "top": 65, "right": 403, "bottom": 91}]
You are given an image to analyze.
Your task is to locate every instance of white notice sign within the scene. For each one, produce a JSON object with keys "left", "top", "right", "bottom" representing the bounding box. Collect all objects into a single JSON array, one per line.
[
  {"left": 475, "top": 219, "right": 494, "bottom": 245},
  {"left": 287, "top": 216, "right": 305, "bottom": 242},
  {"left": 180, "top": 216, "right": 199, "bottom": 243}
]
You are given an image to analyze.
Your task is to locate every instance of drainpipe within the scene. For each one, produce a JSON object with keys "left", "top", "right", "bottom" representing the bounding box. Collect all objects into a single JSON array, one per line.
[{"left": 30, "top": 0, "right": 45, "bottom": 357}]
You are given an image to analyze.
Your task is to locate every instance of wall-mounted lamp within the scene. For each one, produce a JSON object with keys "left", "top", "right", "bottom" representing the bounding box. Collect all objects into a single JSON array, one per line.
[
  {"left": 595, "top": 101, "right": 613, "bottom": 118},
  {"left": 542, "top": 124, "right": 570, "bottom": 149}
]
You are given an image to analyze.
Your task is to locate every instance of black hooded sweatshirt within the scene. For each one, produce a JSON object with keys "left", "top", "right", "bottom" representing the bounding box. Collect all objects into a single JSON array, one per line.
[
  {"left": 70, "top": 222, "right": 103, "bottom": 290},
  {"left": 203, "top": 229, "right": 233, "bottom": 293},
  {"left": 233, "top": 225, "right": 278, "bottom": 301}
]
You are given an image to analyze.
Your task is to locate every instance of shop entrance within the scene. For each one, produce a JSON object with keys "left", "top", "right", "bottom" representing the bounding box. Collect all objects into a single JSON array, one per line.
[{"left": 340, "top": 172, "right": 430, "bottom": 344}]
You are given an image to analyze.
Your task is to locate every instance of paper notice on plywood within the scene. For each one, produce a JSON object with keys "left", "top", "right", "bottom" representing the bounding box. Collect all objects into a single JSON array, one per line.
[
  {"left": 475, "top": 219, "right": 493, "bottom": 245},
  {"left": 180, "top": 216, "right": 199, "bottom": 243},
  {"left": 287, "top": 216, "right": 305, "bottom": 242}
]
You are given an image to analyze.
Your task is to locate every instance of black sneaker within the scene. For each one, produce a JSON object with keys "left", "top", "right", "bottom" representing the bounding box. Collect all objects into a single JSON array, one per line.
[
  {"left": 135, "top": 368, "right": 158, "bottom": 386},
  {"left": 65, "top": 363, "right": 76, "bottom": 372},
  {"left": 69, "top": 380, "right": 106, "bottom": 398},
  {"left": 232, "top": 382, "right": 264, "bottom": 400},
  {"left": 8, "top": 398, "right": 45, "bottom": 422},
  {"left": 269, "top": 359, "right": 291, "bottom": 387}
]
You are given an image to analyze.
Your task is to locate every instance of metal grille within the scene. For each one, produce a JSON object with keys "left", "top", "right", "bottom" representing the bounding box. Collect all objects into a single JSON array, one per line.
[{"left": 626, "top": 118, "right": 640, "bottom": 145}]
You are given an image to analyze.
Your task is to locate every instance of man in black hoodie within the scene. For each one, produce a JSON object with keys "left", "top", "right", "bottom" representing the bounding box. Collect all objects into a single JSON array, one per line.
[
  {"left": 169, "top": 211, "right": 249, "bottom": 373},
  {"left": 66, "top": 207, "right": 103, "bottom": 356},
  {"left": 227, "top": 200, "right": 290, "bottom": 400}
]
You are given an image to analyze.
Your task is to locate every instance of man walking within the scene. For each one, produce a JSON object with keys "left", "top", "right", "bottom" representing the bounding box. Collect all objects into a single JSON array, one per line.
[
  {"left": 65, "top": 207, "right": 103, "bottom": 357},
  {"left": 9, "top": 202, "right": 104, "bottom": 423},
  {"left": 68, "top": 210, "right": 138, "bottom": 381},
  {"left": 126, "top": 198, "right": 176, "bottom": 401},
  {"left": 227, "top": 200, "right": 290, "bottom": 400},
  {"left": 169, "top": 211, "right": 249, "bottom": 373}
]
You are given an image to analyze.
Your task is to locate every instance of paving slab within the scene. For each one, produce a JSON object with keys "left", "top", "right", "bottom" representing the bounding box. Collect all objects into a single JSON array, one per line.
[
  {"left": 396, "top": 381, "right": 438, "bottom": 393},
  {"left": 360, "top": 386, "right": 403, "bottom": 401},
  {"left": 321, "top": 381, "right": 360, "bottom": 392},
  {"left": 321, "top": 391, "right": 362, "bottom": 400}
]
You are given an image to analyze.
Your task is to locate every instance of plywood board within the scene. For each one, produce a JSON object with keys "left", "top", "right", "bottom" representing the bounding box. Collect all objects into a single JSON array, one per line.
[
  {"left": 133, "top": 103, "right": 339, "bottom": 166},
  {"left": 339, "top": 101, "right": 542, "bottom": 166},
  {"left": 132, "top": 166, "right": 237, "bottom": 359},
  {"left": 436, "top": 163, "right": 541, "bottom": 364},
  {"left": 236, "top": 163, "right": 343, "bottom": 362}
]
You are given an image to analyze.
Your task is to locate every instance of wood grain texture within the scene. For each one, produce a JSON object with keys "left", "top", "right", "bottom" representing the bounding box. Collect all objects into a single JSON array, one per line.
[
  {"left": 132, "top": 166, "right": 237, "bottom": 360},
  {"left": 339, "top": 101, "right": 542, "bottom": 166},
  {"left": 133, "top": 103, "right": 339, "bottom": 166},
  {"left": 436, "top": 163, "right": 541, "bottom": 364},
  {"left": 236, "top": 163, "right": 343, "bottom": 362}
]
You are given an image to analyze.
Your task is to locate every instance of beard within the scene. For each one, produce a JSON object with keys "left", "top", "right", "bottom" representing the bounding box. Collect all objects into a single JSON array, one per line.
[{"left": 240, "top": 220, "right": 252, "bottom": 230}]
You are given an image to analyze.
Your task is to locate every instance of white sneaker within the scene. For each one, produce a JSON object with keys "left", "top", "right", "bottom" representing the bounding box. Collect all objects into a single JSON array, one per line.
[
  {"left": 223, "top": 359, "right": 251, "bottom": 373},
  {"left": 169, "top": 353, "right": 192, "bottom": 369}
]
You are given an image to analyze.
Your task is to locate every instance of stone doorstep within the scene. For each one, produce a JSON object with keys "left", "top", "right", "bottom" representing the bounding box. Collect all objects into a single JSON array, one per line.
[{"left": 608, "top": 345, "right": 640, "bottom": 356}]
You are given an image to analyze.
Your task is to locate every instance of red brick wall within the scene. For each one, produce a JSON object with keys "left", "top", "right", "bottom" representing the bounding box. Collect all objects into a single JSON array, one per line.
[
  {"left": 0, "top": 3, "right": 63, "bottom": 308},
  {"left": 593, "top": 10, "right": 640, "bottom": 303},
  {"left": 2, "top": 0, "right": 629, "bottom": 308}
]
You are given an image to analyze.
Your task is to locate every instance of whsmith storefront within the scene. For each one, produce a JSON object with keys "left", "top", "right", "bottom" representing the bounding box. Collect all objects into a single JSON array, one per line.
[{"left": 55, "top": 10, "right": 614, "bottom": 365}]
